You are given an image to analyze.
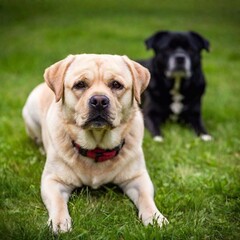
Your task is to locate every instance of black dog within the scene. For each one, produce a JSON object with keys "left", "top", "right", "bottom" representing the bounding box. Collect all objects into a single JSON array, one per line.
[{"left": 139, "top": 31, "right": 212, "bottom": 142}]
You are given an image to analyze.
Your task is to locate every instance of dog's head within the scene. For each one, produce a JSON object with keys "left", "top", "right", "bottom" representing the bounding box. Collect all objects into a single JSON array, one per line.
[
  {"left": 44, "top": 54, "right": 150, "bottom": 130},
  {"left": 145, "top": 31, "right": 210, "bottom": 79}
]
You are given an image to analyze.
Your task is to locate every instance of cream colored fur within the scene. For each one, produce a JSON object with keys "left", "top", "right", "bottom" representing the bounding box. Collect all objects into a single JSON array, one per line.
[{"left": 22, "top": 54, "right": 168, "bottom": 233}]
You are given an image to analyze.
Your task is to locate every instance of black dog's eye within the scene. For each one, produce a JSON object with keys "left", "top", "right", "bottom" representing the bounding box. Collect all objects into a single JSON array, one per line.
[
  {"left": 73, "top": 81, "right": 87, "bottom": 90},
  {"left": 109, "top": 81, "right": 124, "bottom": 90}
]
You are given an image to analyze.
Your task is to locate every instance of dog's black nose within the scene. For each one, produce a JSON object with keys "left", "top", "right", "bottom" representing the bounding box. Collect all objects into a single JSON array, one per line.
[
  {"left": 89, "top": 95, "right": 110, "bottom": 110},
  {"left": 176, "top": 56, "right": 185, "bottom": 65}
]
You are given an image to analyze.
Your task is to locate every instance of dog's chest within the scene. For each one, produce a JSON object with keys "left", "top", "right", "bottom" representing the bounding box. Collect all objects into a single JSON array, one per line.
[
  {"left": 74, "top": 159, "right": 121, "bottom": 189},
  {"left": 169, "top": 78, "right": 184, "bottom": 115}
]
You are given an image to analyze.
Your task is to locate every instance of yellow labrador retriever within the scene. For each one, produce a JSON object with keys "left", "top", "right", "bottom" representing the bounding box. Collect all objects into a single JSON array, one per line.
[{"left": 22, "top": 54, "right": 168, "bottom": 233}]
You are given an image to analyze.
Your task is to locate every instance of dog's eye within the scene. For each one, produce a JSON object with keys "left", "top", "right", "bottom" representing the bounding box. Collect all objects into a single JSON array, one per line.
[
  {"left": 109, "top": 81, "right": 124, "bottom": 90},
  {"left": 73, "top": 81, "right": 87, "bottom": 90}
]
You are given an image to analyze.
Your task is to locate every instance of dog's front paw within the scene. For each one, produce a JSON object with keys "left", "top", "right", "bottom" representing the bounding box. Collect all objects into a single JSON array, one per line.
[
  {"left": 153, "top": 136, "right": 164, "bottom": 142},
  {"left": 200, "top": 134, "right": 213, "bottom": 141},
  {"left": 48, "top": 215, "right": 72, "bottom": 234},
  {"left": 140, "top": 210, "right": 169, "bottom": 228}
]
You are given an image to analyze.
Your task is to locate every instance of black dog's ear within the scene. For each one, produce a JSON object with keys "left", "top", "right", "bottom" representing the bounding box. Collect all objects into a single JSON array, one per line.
[
  {"left": 189, "top": 31, "right": 210, "bottom": 52},
  {"left": 145, "top": 31, "right": 169, "bottom": 50}
]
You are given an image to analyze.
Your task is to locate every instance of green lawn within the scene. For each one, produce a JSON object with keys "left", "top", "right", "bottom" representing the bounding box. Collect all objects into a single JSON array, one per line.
[{"left": 0, "top": 0, "right": 240, "bottom": 239}]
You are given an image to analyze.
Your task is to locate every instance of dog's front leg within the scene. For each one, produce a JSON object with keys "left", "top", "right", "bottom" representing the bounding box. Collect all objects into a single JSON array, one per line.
[
  {"left": 186, "top": 111, "right": 212, "bottom": 141},
  {"left": 41, "top": 175, "right": 73, "bottom": 233},
  {"left": 144, "top": 115, "right": 164, "bottom": 142},
  {"left": 120, "top": 171, "right": 168, "bottom": 227}
]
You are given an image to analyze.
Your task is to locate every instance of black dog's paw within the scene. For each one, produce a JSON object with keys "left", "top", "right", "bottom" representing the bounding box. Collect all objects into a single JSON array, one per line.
[
  {"left": 200, "top": 134, "right": 213, "bottom": 141},
  {"left": 153, "top": 136, "right": 164, "bottom": 142}
]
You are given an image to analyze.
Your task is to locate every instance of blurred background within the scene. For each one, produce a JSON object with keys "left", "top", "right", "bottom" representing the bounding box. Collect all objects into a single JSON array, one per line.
[{"left": 0, "top": 0, "right": 239, "bottom": 239}]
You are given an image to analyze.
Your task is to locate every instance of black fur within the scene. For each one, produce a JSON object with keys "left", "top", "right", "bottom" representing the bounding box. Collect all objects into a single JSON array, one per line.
[{"left": 139, "top": 31, "right": 211, "bottom": 140}]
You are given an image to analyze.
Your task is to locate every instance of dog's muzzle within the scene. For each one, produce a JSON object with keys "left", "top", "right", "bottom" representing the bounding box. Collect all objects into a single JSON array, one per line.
[
  {"left": 82, "top": 95, "right": 113, "bottom": 129},
  {"left": 166, "top": 52, "right": 191, "bottom": 78}
]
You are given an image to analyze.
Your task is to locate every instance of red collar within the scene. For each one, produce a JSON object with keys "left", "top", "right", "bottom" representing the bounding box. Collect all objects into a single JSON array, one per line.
[{"left": 72, "top": 140, "right": 125, "bottom": 162}]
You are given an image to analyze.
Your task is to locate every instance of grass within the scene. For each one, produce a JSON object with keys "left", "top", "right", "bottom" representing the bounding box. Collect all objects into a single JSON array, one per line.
[{"left": 0, "top": 0, "right": 240, "bottom": 239}]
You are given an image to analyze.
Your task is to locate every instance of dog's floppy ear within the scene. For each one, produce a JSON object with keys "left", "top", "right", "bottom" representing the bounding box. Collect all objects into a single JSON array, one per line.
[
  {"left": 189, "top": 31, "right": 210, "bottom": 52},
  {"left": 122, "top": 55, "right": 150, "bottom": 104},
  {"left": 145, "top": 31, "right": 169, "bottom": 50},
  {"left": 44, "top": 55, "right": 75, "bottom": 102}
]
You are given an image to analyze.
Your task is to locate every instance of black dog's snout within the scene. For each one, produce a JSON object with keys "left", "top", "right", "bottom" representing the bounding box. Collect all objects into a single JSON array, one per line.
[
  {"left": 176, "top": 56, "right": 185, "bottom": 65},
  {"left": 89, "top": 95, "right": 110, "bottom": 110}
]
